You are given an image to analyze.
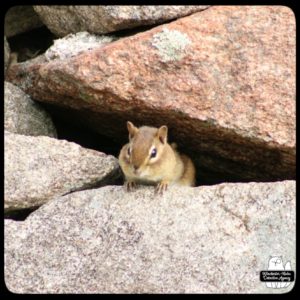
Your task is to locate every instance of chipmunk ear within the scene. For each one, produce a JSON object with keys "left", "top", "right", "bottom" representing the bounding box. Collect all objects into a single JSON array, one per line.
[
  {"left": 127, "top": 121, "right": 138, "bottom": 140},
  {"left": 157, "top": 125, "right": 168, "bottom": 144}
]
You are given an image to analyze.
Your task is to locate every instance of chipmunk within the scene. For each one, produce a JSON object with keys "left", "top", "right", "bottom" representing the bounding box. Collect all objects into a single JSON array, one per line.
[{"left": 118, "top": 121, "right": 196, "bottom": 194}]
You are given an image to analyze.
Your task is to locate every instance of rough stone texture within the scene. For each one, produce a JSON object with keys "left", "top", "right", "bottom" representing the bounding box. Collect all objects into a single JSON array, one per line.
[
  {"left": 4, "top": 82, "right": 57, "bottom": 137},
  {"left": 4, "top": 36, "right": 10, "bottom": 74},
  {"left": 45, "top": 31, "right": 117, "bottom": 61},
  {"left": 6, "top": 6, "right": 296, "bottom": 183},
  {"left": 4, "top": 181, "right": 295, "bottom": 293},
  {"left": 33, "top": 5, "right": 209, "bottom": 37},
  {"left": 5, "top": 6, "right": 43, "bottom": 37},
  {"left": 4, "top": 131, "right": 120, "bottom": 211}
]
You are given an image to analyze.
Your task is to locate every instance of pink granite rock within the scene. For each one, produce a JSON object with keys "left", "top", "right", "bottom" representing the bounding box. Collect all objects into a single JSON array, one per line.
[{"left": 6, "top": 6, "right": 295, "bottom": 182}]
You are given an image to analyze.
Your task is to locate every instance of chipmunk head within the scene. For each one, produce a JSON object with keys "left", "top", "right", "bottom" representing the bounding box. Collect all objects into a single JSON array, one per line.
[{"left": 126, "top": 121, "right": 168, "bottom": 177}]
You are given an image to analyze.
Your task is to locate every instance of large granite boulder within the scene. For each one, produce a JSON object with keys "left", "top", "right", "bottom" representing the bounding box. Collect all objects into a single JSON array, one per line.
[
  {"left": 4, "top": 131, "right": 120, "bottom": 211},
  {"left": 5, "top": 181, "right": 295, "bottom": 293},
  {"left": 6, "top": 6, "right": 295, "bottom": 182},
  {"left": 33, "top": 5, "right": 209, "bottom": 36}
]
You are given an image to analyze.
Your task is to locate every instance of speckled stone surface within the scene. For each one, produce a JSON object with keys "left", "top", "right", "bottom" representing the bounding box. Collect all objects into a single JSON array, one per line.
[
  {"left": 4, "top": 82, "right": 57, "bottom": 138},
  {"left": 45, "top": 32, "right": 117, "bottom": 61},
  {"left": 5, "top": 181, "right": 295, "bottom": 293},
  {"left": 33, "top": 6, "right": 209, "bottom": 36},
  {"left": 4, "top": 131, "right": 120, "bottom": 211},
  {"left": 6, "top": 6, "right": 295, "bottom": 182}
]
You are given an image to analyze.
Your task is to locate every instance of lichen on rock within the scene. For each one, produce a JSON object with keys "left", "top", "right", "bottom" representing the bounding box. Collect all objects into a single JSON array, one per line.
[{"left": 151, "top": 28, "right": 191, "bottom": 62}]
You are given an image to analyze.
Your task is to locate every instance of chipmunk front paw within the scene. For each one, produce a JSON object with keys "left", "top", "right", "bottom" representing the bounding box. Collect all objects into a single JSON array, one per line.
[
  {"left": 155, "top": 181, "right": 169, "bottom": 195},
  {"left": 125, "top": 181, "right": 136, "bottom": 192}
]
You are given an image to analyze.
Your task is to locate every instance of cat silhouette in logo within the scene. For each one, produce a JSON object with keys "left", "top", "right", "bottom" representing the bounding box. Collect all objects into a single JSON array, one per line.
[{"left": 266, "top": 256, "right": 291, "bottom": 288}]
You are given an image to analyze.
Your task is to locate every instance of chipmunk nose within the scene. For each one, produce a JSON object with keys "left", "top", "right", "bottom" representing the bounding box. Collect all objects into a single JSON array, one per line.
[{"left": 133, "top": 165, "right": 138, "bottom": 171}]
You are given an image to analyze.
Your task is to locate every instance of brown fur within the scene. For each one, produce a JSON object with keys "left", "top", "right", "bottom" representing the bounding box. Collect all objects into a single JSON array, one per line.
[
  {"left": 178, "top": 154, "right": 196, "bottom": 186},
  {"left": 119, "top": 122, "right": 196, "bottom": 192}
]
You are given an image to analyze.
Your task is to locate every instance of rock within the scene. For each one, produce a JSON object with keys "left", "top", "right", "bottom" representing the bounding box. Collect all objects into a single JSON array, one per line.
[
  {"left": 6, "top": 6, "right": 295, "bottom": 182},
  {"left": 44, "top": 31, "right": 117, "bottom": 61},
  {"left": 33, "top": 5, "right": 209, "bottom": 37},
  {"left": 4, "top": 81, "right": 57, "bottom": 137},
  {"left": 4, "top": 36, "right": 10, "bottom": 74},
  {"left": 4, "top": 181, "right": 295, "bottom": 293},
  {"left": 5, "top": 6, "right": 43, "bottom": 37},
  {"left": 4, "top": 131, "right": 120, "bottom": 211}
]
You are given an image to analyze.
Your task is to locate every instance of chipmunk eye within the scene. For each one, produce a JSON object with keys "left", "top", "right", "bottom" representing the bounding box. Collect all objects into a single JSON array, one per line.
[
  {"left": 150, "top": 148, "right": 157, "bottom": 158},
  {"left": 127, "top": 147, "right": 131, "bottom": 156}
]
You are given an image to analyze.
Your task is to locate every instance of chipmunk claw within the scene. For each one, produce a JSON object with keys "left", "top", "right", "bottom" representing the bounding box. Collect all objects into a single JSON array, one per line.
[
  {"left": 125, "top": 181, "right": 136, "bottom": 192},
  {"left": 155, "top": 181, "right": 168, "bottom": 195}
]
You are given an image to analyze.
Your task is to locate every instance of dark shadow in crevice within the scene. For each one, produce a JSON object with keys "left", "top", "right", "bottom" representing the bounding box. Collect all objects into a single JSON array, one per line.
[
  {"left": 4, "top": 206, "right": 40, "bottom": 221},
  {"left": 4, "top": 170, "right": 124, "bottom": 222},
  {"left": 7, "top": 25, "right": 55, "bottom": 62},
  {"left": 49, "top": 108, "right": 123, "bottom": 158},
  {"left": 40, "top": 103, "right": 267, "bottom": 187},
  {"left": 41, "top": 102, "right": 295, "bottom": 187}
]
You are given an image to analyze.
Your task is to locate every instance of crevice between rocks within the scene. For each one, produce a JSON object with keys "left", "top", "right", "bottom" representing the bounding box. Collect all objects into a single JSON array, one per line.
[
  {"left": 7, "top": 25, "right": 55, "bottom": 63},
  {"left": 4, "top": 206, "right": 40, "bottom": 221},
  {"left": 4, "top": 170, "right": 123, "bottom": 222},
  {"left": 40, "top": 103, "right": 295, "bottom": 185},
  {"left": 61, "top": 167, "right": 123, "bottom": 198}
]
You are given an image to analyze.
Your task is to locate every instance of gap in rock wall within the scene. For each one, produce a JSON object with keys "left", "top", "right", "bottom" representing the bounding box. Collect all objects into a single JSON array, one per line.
[
  {"left": 111, "top": 23, "right": 162, "bottom": 39},
  {"left": 42, "top": 101, "right": 294, "bottom": 186},
  {"left": 51, "top": 112, "right": 123, "bottom": 158},
  {"left": 4, "top": 206, "right": 40, "bottom": 221},
  {"left": 40, "top": 102, "right": 251, "bottom": 187},
  {"left": 41, "top": 103, "right": 124, "bottom": 188},
  {"left": 6, "top": 22, "right": 164, "bottom": 64},
  {"left": 7, "top": 25, "right": 55, "bottom": 62}
]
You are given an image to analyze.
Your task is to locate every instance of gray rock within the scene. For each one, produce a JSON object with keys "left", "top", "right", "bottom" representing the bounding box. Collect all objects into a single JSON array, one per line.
[
  {"left": 33, "top": 5, "right": 209, "bottom": 37},
  {"left": 4, "top": 81, "right": 57, "bottom": 137},
  {"left": 4, "top": 36, "right": 10, "bottom": 74},
  {"left": 45, "top": 31, "right": 117, "bottom": 61},
  {"left": 5, "top": 6, "right": 43, "bottom": 37},
  {"left": 4, "top": 131, "right": 120, "bottom": 211},
  {"left": 5, "top": 181, "right": 295, "bottom": 293}
]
